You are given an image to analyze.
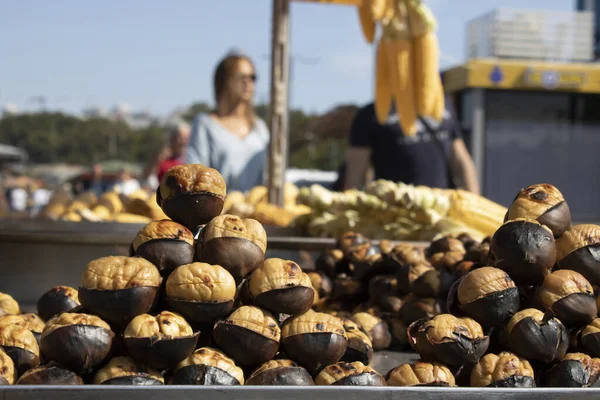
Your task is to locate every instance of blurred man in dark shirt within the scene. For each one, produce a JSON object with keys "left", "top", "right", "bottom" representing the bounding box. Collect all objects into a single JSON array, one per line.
[{"left": 343, "top": 103, "right": 479, "bottom": 193}]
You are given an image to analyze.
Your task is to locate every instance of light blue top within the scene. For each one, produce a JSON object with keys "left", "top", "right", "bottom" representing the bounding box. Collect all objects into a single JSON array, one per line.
[{"left": 186, "top": 113, "right": 269, "bottom": 193}]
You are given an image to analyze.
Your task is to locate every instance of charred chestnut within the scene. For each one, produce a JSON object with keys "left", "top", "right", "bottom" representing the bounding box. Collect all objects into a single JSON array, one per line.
[
  {"left": 388, "top": 245, "right": 426, "bottom": 276},
  {"left": 397, "top": 261, "right": 436, "bottom": 296},
  {"left": 556, "top": 224, "right": 600, "bottom": 286},
  {"left": 454, "top": 261, "right": 476, "bottom": 279},
  {"left": 399, "top": 295, "right": 443, "bottom": 325},
  {"left": 213, "top": 306, "right": 280, "bottom": 369},
  {"left": 368, "top": 274, "right": 397, "bottom": 300},
  {"left": 197, "top": 215, "right": 266, "bottom": 280},
  {"left": 281, "top": 310, "right": 347, "bottom": 375},
  {"left": 123, "top": 311, "right": 199, "bottom": 370},
  {"left": 16, "top": 362, "right": 83, "bottom": 385},
  {"left": 463, "top": 243, "right": 491, "bottom": 264},
  {"left": 0, "top": 293, "right": 19, "bottom": 317},
  {"left": 340, "top": 319, "right": 373, "bottom": 365},
  {"left": 132, "top": 220, "right": 195, "bottom": 275},
  {"left": 347, "top": 243, "right": 382, "bottom": 281},
  {"left": 37, "top": 286, "right": 79, "bottom": 322},
  {"left": 491, "top": 219, "right": 556, "bottom": 285},
  {"left": 337, "top": 231, "right": 369, "bottom": 257},
  {"left": 0, "top": 348, "right": 14, "bottom": 385},
  {"left": 428, "top": 237, "right": 465, "bottom": 257},
  {"left": 579, "top": 318, "right": 600, "bottom": 357},
  {"left": 505, "top": 308, "right": 568, "bottom": 364},
  {"left": 538, "top": 270, "right": 597, "bottom": 328},
  {"left": 0, "top": 325, "right": 39, "bottom": 377},
  {"left": 79, "top": 256, "right": 161, "bottom": 328},
  {"left": 248, "top": 258, "right": 315, "bottom": 316},
  {"left": 246, "top": 359, "right": 314, "bottom": 385},
  {"left": 350, "top": 312, "right": 391, "bottom": 351},
  {"left": 93, "top": 356, "right": 163, "bottom": 385},
  {"left": 315, "top": 249, "right": 346, "bottom": 278},
  {"left": 0, "top": 314, "right": 44, "bottom": 346},
  {"left": 315, "top": 361, "right": 386, "bottom": 386},
  {"left": 40, "top": 313, "right": 114, "bottom": 375},
  {"left": 506, "top": 184, "right": 571, "bottom": 238},
  {"left": 165, "top": 262, "right": 236, "bottom": 324},
  {"left": 386, "top": 361, "right": 455, "bottom": 386},
  {"left": 471, "top": 352, "right": 535, "bottom": 387},
  {"left": 386, "top": 318, "right": 409, "bottom": 348},
  {"left": 455, "top": 267, "right": 519, "bottom": 327},
  {"left": 156, "top": 164, "right": 226, "bottom": 229},
  {"left": 408, "top": 314, "right": 489, "bottom": 367},
  {"left": 308, "top": 271, "right": 333, "bottom": 300},
  {"left": 331, "top": 275, "right": 365, "bottom": 301},
  {"left": 429, "top": 251, "right": 464, "bottom": 271},
  {"left": 170, "top": 347, "right": 244, "bottom": 385},
  {"left": 546, "top": 353, "right": 600, "bottom": 387}
]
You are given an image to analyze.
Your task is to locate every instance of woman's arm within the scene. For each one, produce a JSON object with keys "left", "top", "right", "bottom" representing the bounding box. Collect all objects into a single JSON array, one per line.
[
  {"left": 186, "top": 116, "right": 210, "bottom": 165},
  {"left": 450, "top": 138, "right": 480, "bottom": 195}
]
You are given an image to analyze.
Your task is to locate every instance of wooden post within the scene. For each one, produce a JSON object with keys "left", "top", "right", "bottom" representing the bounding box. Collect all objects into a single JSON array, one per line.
[{"left": 268, "top": 0, "right": 290, "bottom": 207}]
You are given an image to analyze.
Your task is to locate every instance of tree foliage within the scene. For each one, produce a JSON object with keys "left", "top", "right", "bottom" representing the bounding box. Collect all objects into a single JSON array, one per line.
[{"left": 0, "top": 102, "right": 358, "bottom": 171}]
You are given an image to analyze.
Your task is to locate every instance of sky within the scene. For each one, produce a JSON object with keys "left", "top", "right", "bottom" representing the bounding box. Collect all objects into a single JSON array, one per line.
[{"left": 0, "top": 0, "right": 576, "bottom": 116}]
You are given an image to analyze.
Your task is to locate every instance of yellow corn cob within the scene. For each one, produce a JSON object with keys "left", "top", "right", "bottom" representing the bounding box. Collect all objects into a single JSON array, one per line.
[
  {"left": 375, "top": 39, "right": 392, "bottom": 123},
  {"left": 388, "top": 37, "right": 418, "bottom": 136},
  {"left": 357, "top": 0, "right": 376, "bottom": 43},
  {"left": 412, "top": 31, "right": 440, "bottom": 116},
  {"left": 370, "top": 0, "right": 389, "bottom": 20},
  {"left": 446, "top": 190, "right": 507, "bottom": 237},
  {"left": 430, "top": 75, "right": 445, "bottom": 121}
]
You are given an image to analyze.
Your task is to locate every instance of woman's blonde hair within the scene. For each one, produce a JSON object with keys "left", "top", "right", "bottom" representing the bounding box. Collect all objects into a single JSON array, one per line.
[{"left": 214, "top": 53, "right": 256, "bottom": 128}]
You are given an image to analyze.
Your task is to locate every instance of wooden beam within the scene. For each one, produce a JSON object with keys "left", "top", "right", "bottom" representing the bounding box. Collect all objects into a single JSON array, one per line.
[{"left": 268, "top": 0, "right": 290, "bottom": 207}]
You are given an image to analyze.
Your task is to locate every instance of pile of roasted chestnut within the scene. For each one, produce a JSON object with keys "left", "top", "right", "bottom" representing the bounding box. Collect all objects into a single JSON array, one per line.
[{"left": 312, "top": 183, "right": 600, "bottom": 387}]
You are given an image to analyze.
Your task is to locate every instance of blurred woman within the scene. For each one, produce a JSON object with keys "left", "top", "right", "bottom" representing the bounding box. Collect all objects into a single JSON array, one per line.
[{"left": 187, "top": 52, "right": 269, "bottom": 192}]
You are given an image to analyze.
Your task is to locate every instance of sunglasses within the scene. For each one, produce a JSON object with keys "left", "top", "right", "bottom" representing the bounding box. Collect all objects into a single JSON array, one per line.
[{"left": 236, "top": 73, "right": 257, "bottom": 82}]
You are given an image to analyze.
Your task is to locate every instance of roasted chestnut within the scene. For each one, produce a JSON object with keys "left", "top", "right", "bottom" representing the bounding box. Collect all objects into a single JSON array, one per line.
[
  {"left": 555, "top": 224, "right": 600, "bottom": 286},
  {"left": 490, "top": 219, "right": 556, "bottom": 285},
  {"left": 350, "top": 312, "right": 391, "bottom": 351},
  {"left": 0, "top": 314, "right": 44, "bottom": 347},
  {"left": 471, "top": 352, "right": 535, "bottom": 387},
  {"left": 546, "top": 353, "right": 600, "bottom": 387},
  {"left": 170, "top": 347, "right": 244, "bottom": 385},
  {"left": 347, "top": 243, "right": 382, "bottom": 281},
  {"left": 506, "top": 184, "right": 571, "bottom": 238},
  {"left": 315, "top": 249, "right": 345, "bottom": 278},
  {"left": 0, "top": 348, "right": 14, "bottom": 385},
  {"left": 246, "top": 359, "right": 314, "bottom": 385},
  {"left": 429, "top": 251, "right": 464, "bottom": 271},
  {"left": 397, "top": 261, "right": 435, "bottom": 296},
  {"left": 0, "top": 293, "right": 19, "bottom": 317},
  {"left": 408, "top": 314, "right": 489, "bottom": 367},
  {"left": 386, "top": 317, "right": 409, "bottom": 348},
  {"left": 455, "top": 266, "right": 519, "bottom": 327},
  {"left": 197, "top": 215, "right": 266, "bottom": 280},
  {"left": 308, "top": 271, "right": 333, "bottom": 300},
  {"left": 281, "top": 310, "right": 347, "bottom": 375},
  {"left": 79, "top": 256, "right": 161, "bottom": 328},
  {"left": 132, "top": 220, "right": 195, "bottom": 275},
  {"left": 386, "top": 361, "right": 455, "bottom": 386},
  {"left": 165, "top": 262, "right": 236, "bottom": 324},
  {"left": 123, "top": 311, "right": 199, "bottom": 370},
  {"left": 340, "top": 319, "right": 373, "bottom": 365},
  {"left": 16, "top": 362, "right": 83, "bottom": 385},
  {"left": 399, "top": 295, "right": 443, "bottom": 325},
  {"left": 37, "top": 286, "right": 80, "bottom": 322},
  {"left": 213, "top": 306, "right": 280, "bottom": 369},
  {"left": 428, "top": 237, "right": 465, "bottom": 257},
  {"left": 538, "top": 269, "right": 597, "bottom": 328},
  {"left": 0, "top": 325, "right": 39, "bottom": 377},
  {"left": 388, "top": 245, "right": 426, "bottom": 275},
  {"left": 248, "top": 258, "right": 315, "bottom": 316},
  {"left": 315, "top": 361, "right": 386, "bottom": 386},
  {"left": 156, "top": 164, "right": 226, "bottom": 229},
  {"left": 578, "top": 318, "right": 600, "bottom": 357},
  {"left": 337, "top": 231, "right": 369, "bottom": 257},
  {"left": 331, "top": 275, "right": 365, "bottom": 301},
  {"left": 463, "top": 243, "right": 491, "bottom": 264},
  {"left": 505, "top": 308, "right": 568, "bottom": 364},
  {"left": 40, "top": 313, "right": 114, "bottom": 375},
  {"left": 93, "top": 356, "right": 163, "bottom": 385}
]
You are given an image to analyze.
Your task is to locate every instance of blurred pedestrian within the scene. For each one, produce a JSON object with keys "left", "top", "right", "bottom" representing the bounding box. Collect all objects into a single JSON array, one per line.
[
  {"left": 187, "top": 51, "right": 269, "bottom": 192},
  {"left": 90, "top": 163, "right": 105, "bottom": 196},
  {"left": 156, "top": 122, "right": 191, "bottom": 182},
  {"left": 112, "top": 168, "right": 140, "bottom": 196}
]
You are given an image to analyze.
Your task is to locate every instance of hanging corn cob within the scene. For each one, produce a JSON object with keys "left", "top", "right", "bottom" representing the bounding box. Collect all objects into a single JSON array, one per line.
[
  {"left": 406, "top": 0, "right": 444, "bottom": 121},
  {"left": 374, "top": 39, "right": 392, "bottom": 123},
  {"left": 357, "top": 0, "right": 376, "bottom": 43}
]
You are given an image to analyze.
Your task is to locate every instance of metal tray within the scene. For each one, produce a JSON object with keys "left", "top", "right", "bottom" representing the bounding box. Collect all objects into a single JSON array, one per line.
[{"left": 0, "top": 385, "right": 598, "bottom": 400}]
